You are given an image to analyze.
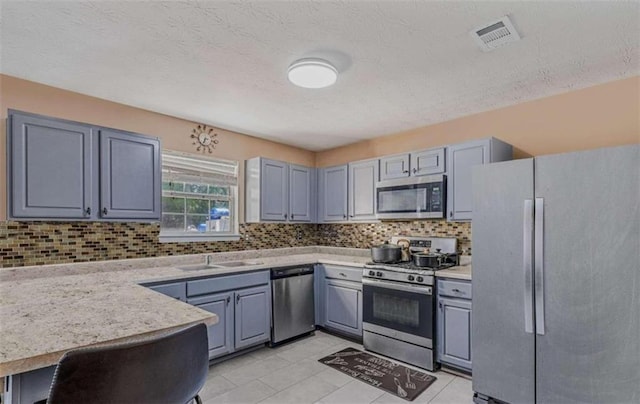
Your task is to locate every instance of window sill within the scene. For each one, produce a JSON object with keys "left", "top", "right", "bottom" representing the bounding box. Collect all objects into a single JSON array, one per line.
[{"left": 158, "top": 233, "right": 241, "bottom": 243}]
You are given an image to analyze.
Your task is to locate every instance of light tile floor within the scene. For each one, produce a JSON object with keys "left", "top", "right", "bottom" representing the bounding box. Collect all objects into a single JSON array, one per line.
[{"left": 201, "top": 331, "right": 473, "bottom": 404}]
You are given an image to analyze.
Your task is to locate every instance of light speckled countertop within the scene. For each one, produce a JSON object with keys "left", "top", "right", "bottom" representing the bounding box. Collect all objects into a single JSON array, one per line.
[
  {"left": 0, "top": 246, "right": 471, "bottom": 378},
  {"left": 0, "top": 247, "right": 370, "bottom": 377}
]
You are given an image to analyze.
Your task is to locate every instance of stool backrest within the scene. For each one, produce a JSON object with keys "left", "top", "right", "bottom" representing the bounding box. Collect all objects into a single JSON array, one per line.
[{"left": 47, "top": 323, "right": 209, "bottom": 404}]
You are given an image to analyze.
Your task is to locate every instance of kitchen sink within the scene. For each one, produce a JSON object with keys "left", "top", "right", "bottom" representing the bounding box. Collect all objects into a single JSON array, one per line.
[
  {"left": 177, "top": 264, "right": 222, "bottom": 271},
  {"left": 215, "top": 260, "right": 265, "bottom": 267},
  {"left": 178, "top": 260, "right": 265, "bottom": 271}
]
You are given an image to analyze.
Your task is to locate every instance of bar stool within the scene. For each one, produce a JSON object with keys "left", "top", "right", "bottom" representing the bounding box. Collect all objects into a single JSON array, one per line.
[{"left": 37, "top": 323, "right": 209, "bottom": 404}]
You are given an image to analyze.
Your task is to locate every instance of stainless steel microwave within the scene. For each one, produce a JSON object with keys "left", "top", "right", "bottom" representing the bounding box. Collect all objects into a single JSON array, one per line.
[{"left": 375, "top": 174, "right": 446, "bottom": 219}]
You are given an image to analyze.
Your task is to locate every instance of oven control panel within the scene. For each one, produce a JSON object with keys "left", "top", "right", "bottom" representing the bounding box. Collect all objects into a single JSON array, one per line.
[{"left": 363, "top": 268, "right": 434, "bottom": 286}]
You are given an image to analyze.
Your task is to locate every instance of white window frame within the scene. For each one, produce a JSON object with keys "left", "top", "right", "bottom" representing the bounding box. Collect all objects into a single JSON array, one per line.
[{"left": 159, "top": 150, "right": 240, "bottom": 243}]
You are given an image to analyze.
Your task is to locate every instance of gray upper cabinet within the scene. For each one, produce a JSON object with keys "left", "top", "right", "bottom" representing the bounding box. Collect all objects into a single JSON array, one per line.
[
  {"left": 348, "top": 159, "right": 378, "bottom": 221},
  {"left": 379, "top": 154, "right": 410, "bottom": 180},
  {"left": 245, "top": 157, "right": 314, "bottom": 223},
  {"left": 7, "top": 110, "right": 162, "bottom": 222},
  {"left": 318, "top": 164, "right": 348, "bottom": 222},
  {"left": 446, "top": 138, "right": 512, "bottom": 221},
  {"left": 260, "top": 158, "right": 289, "bottom": 221},
  {"left": 99, "top": 129, "right": 161, "bottom": 220},
  {"left": 411, "top": 147, "right": 445, "bottom": 176},
  {"left": 289, "top": 164, "right": 314, "bottom": 222},
  {"left": 9, "top": 113, "right": 93, "bottom": 219}
]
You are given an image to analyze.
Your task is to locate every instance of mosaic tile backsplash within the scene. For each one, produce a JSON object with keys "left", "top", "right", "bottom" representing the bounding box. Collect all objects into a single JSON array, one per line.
[{"left": 0, "top": 220, "right": 470, "bottom": 268}]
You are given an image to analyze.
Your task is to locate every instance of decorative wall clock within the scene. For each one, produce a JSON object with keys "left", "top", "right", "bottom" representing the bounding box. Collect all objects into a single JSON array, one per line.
[{"left": 190, "top": 124, "right": 219, "bottom": 153}]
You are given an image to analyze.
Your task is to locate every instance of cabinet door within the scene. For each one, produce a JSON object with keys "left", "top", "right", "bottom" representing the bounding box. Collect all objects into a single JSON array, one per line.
[
  {"left": 194, "top": 293, "right": 234, "bottom": 359},
  {"left": 260, "top": 159, "right": 289, "bottom": 221},
  {"left": 324, "top": 279, "right": 362, "bottom": 337},
  {"left": 348, "top": 160, "right": 378, "bottom": 220},
  {"left": 321, "top": 165, "right": 348, "bottom": 222},
  {"left": 9, "top": 113, "right": 93, "bottom": 219},
  {"left": 379, "top": 154, "right": 410, "bottom": 180},
  {"left": 100, "top": 129, "right": 161, "bottom": 220},
  {"left": 411, "top": 148, "right": 445, "bottom": 176},
  {"left": 437, "top": 297, "right": 472, "bottom": 371},
  {"left": 235, "top": 285, "right": 271, "bottom": 350},
  {"left": 446, "top": 139, "right": 489, "bottom": 221},
  {"left": 289, "top": 164, "right": 313, "bottom": 222}
]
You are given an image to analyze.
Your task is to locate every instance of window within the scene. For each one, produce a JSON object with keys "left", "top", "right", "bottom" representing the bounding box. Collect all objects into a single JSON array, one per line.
[{"left": 159, "top": 150, "right": 239, "bottom": 242}]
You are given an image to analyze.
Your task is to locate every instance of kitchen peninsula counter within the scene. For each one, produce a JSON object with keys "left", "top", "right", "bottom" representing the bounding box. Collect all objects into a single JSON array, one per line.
[{"left": 0, "top": 247, "right": 370, "bottom": 378}]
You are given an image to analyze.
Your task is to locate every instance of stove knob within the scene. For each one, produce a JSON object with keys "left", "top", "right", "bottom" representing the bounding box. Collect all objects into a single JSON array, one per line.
[
  {"left": 408, "top": 275, "right": 415, "bottom": 281},
  {"left": 376, "top": 271, "right": 383, "bottom": 277},
  {"left": 369, "top": 270, "right": 375, "bottom": 276},
  {"left": 417, "top": 276, "right": 424, "bottom": 282}
]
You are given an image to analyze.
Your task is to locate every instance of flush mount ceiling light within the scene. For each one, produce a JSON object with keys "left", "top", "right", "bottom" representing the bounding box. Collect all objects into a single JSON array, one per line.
[{"left": 287, "top": 58, "right": 338, "bottom": 89}]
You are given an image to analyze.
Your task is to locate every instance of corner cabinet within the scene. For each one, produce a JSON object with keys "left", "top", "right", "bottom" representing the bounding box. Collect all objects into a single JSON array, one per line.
[
  {"left": 7, "top": 110, "right": 161, "bottom": 221},
  {"left": 348, "top": 159, "right": 378, "bottom": 221},
  {"left": 437, "top": 278, "right": 472, "bottom": 372},
  {"left": 446, "top": 138, "right": 512, "bottom": 221},
  {"left": 318, "top": 165, "right": 348, "bottom": 222},
  {"left": 245, "top": 157, "right": 315, "bottom": 223}
]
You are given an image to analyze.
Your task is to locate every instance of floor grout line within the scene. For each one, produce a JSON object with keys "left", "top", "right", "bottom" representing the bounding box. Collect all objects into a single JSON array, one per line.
[{"left": 426, "top": 375, "right": 458, "bottom": 404}]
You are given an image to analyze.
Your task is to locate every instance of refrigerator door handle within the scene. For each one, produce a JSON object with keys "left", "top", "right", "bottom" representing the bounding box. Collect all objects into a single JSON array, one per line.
[
  {"left": 534, "top": 197, "right": 546, "bottom": 335},
  {"left": 523, "top": 199, "right": 535, "bottom": 334}
]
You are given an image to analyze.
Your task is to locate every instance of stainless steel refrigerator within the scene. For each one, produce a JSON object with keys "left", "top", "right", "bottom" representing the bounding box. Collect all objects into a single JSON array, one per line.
[{"left": 471, "top": 144, "right": 639, "bottom": 404}]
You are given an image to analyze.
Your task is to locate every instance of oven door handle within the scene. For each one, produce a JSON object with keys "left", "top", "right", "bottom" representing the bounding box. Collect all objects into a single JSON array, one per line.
[{"left": 362, "top": 278, "right": 432, "bottom": 295}]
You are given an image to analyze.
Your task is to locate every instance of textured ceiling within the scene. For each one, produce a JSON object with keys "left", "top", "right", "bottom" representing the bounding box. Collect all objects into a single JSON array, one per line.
[{"left": 1, "top": 1, "right": 639, "bottom": 151}]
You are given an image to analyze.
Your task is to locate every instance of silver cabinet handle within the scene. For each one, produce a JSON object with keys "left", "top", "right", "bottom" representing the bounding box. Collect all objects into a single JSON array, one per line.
[
  {"left": 403, "top": 170, "right": 409, "bottom": 173},
  {"left": 85, "top": 207, "right": 91, "bottom": 216},
  {"left": 236, "top": 294, "right": 240, "bottom": 304},
  {"left": 534, "top": 198, "right": 545, "bottom": 335},
  {"left": 102, "top": 207, "right": 108, "bottom": 216},
  {"left": 451, "top": 288, "right": 461, "bottom": 293},
  {"left": 226, "top": 296, "right": 230, "bottom": 306},
  {"left": 523, "top": 199, "right": 534, "bottom": 334},
  {"left": 412, "top": 168, "right": 417, "bottom": 174},
  {"left": 343, "top": 214, "right": 347, "bottom": 219},
  {"left": 291, "top": 214, "right": 294, "bottom": 219},
  {"left": 339, "top": 272, "right": 347, "bottom": 277},
  {"left": 449, "top": 211, "right": 453, "bottom": 218},
  {"left": 284, "top": 213, "right": 287, "bottom": 219}
]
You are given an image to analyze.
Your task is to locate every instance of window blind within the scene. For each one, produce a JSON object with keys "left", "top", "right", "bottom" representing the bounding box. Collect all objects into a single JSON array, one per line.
[{"left": 162, "top": 150, "right": 238, "bottom": 186}]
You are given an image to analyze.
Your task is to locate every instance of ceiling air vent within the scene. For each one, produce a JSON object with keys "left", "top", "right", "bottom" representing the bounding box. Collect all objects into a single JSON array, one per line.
[{"left": 471, "top": 16, "right": 521, "bottom": 52}]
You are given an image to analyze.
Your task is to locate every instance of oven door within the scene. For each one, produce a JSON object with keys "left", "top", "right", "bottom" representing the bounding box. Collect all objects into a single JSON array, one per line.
[{"left": 362, "top": 278, "right": 434, "bottom": 347}]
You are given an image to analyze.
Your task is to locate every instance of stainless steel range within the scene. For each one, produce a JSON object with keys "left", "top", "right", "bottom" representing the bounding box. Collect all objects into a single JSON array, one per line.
[{"left": 362, "top": 236, "right": 458, "bottom": 371}]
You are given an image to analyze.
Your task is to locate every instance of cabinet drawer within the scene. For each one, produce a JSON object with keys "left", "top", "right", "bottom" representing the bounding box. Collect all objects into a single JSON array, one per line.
[
  {"left": 149, "top": 282, "right": 186, "bottom": 301},
  {"left": 323, "top": 265, "right": 363, "bottom": 283},
  {"left": 438, "top": 279, "right": 472, "bottom": 299},
  {"left": 187, "top": 271, "right": 269, "bottom": 297}
]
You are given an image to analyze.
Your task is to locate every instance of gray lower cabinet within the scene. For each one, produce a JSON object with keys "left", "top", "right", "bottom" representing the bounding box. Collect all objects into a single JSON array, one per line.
[
  {"left": 235, "top": 285, "right": 271, "bottom": 349},
  {"left": 446, "top": 137, "right": 512, "bottom": 221},
  {"left": 189, "top": 292, "right": 234, "bottom": 358},
  {"left": 437, "top": 278, "right": 472, "bottom": 372},
  {"left": 8, "top": 110, "right": 161, "bottom": 221},
  {"left": 348, "top": 159, "right": 378, "bottom": 221},
  {"left": 320, "top": 265, "right": 363, "bottom": 337},
  {"left": 318, "top": 165, "right": 348, "bottom": 222},
  {"left": 186, "top": 271, "right": 271, "bottom": 359}
]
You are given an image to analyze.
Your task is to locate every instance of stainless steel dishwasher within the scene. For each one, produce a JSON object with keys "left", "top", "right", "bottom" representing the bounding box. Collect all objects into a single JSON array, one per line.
[{"left": 271, "top": 265, "right": 315, "bottom": 345}]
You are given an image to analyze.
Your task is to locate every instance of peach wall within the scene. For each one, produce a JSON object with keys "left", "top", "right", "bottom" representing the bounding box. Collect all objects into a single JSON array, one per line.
[
  {"left": 316, "top": 76, "right": 640, "bottom": 166},
  {"left": 0, "top": 74, "right": 315, "bottom": 221}
]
